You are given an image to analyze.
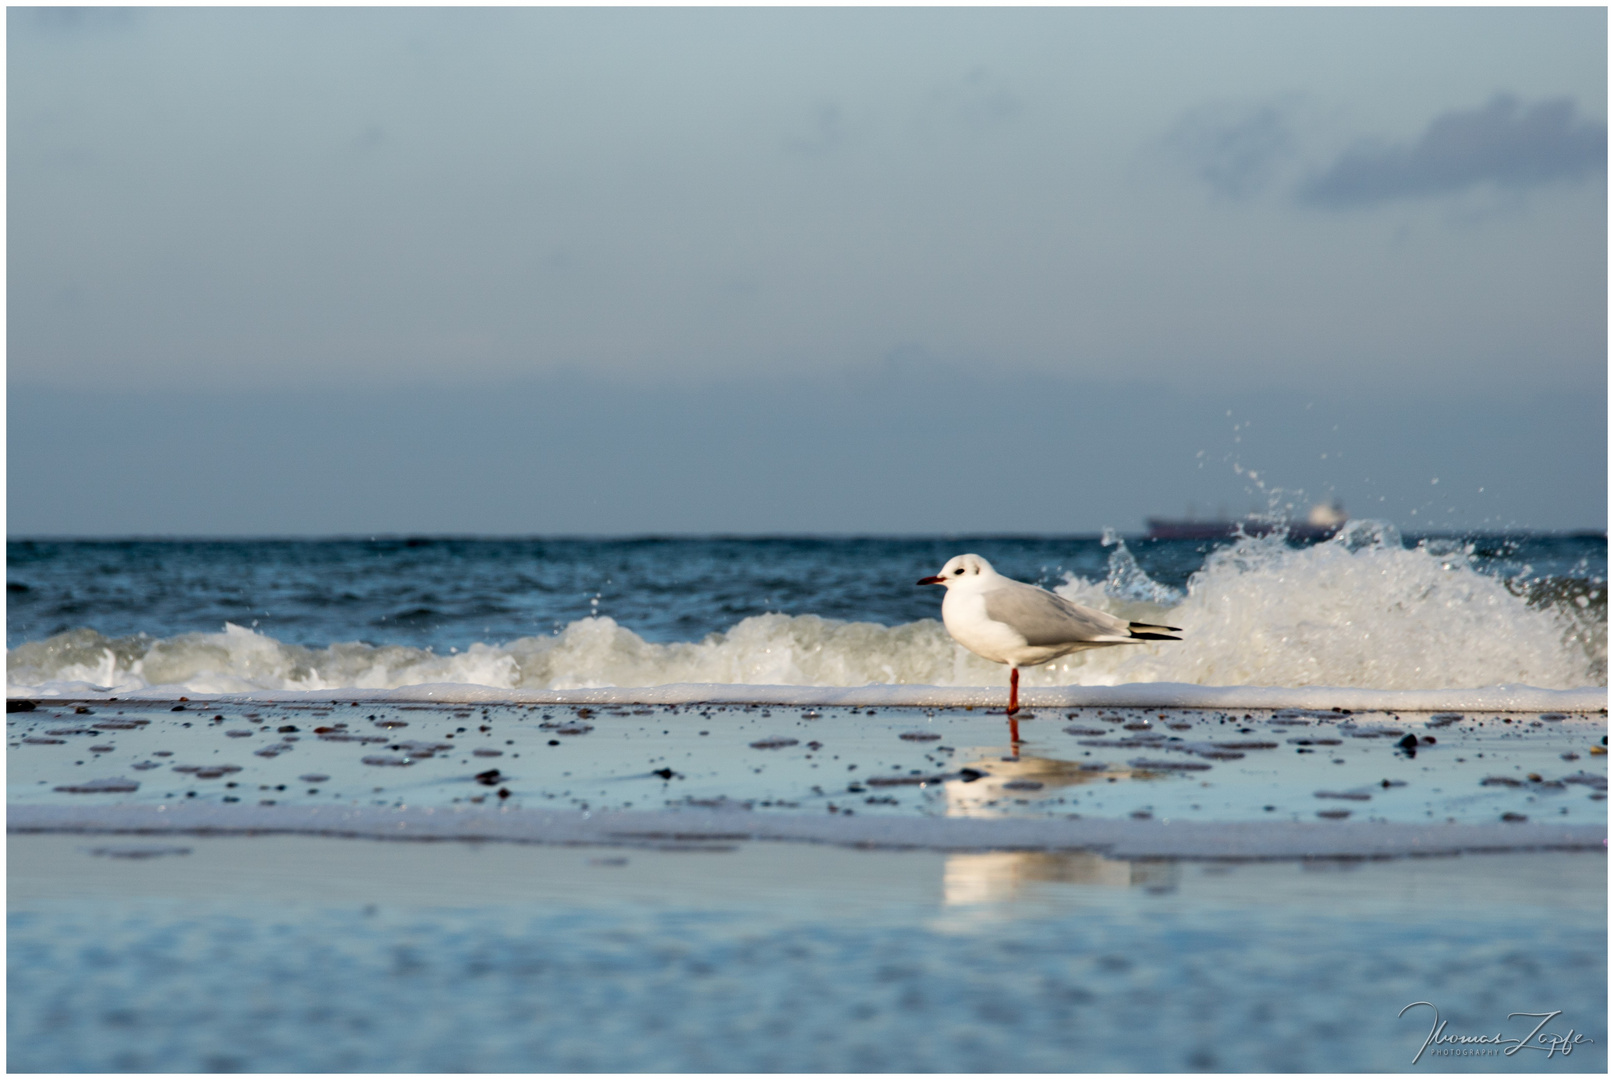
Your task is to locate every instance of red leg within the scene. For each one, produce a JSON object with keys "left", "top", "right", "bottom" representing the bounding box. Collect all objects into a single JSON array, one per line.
[{"left": 1006, "top": 668, "right": 1022, "bottom": 748}]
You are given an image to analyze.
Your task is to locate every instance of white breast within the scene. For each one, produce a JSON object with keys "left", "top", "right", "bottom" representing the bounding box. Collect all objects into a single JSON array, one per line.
[{"left": 940, "top": 588, "right": 1028, "bottom": 665}]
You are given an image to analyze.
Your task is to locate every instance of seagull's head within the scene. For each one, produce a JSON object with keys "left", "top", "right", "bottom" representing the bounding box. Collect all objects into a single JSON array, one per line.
[{"left": 917, "top": 553, "right": 993, "bottom": 587}]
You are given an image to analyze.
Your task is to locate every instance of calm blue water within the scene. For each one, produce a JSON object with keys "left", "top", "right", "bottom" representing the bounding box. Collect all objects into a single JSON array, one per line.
[
  {"left": 10, "top": 866, "right": 1606, "bottom": 1072},
  {"left": 6, "top": 533, "right": 1603, "bottom": 653}
]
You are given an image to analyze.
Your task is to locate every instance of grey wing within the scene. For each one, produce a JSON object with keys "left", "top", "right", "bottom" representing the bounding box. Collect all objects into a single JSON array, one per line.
[{"left": 982, "top": 583, "right": 1136, "bottom": 647}]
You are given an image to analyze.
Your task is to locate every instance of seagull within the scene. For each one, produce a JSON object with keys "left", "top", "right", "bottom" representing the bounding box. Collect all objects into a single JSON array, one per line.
[{"left": 918, "top": 553, "right": 1181, "bottom": 741}]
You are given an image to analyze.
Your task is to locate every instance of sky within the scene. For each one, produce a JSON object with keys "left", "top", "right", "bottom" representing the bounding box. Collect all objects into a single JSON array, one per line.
[{"left": 7, "top": 6, "right": 1608, "bottom": 535}]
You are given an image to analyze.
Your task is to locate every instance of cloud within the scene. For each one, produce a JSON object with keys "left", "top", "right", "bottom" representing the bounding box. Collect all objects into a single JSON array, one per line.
[
  {"left": 11, "top": 7, "right": 141, "bottom": 37},
  {"left": 351, "top": 124, "right": 388, "bottom": 153},
  {"left": 784, "top": 102, "right": 848, "bottom": 156},
  {"left": 922, "top": 67, "right": 1021, "bottom": 134},
  {"left": 1161, "top": 99, "right": 1297, "bottom": 200},
  {"left": 1299, "top": 95, "right": 1606, "bottom": 207}
]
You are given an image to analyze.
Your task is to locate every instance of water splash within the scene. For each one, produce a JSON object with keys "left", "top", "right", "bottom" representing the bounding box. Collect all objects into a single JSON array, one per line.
[
  {"left": 1100, "top": 529, "right": 1185, "bottom": 605},
  {"left": 1048, "top": 524, "right": 1600, "bottom": 690}
]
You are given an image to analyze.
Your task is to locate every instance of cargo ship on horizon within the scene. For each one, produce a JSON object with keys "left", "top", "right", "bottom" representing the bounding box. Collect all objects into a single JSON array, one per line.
[{"left": 1146, "top": 501, "right": 1347, "bottom": 541}]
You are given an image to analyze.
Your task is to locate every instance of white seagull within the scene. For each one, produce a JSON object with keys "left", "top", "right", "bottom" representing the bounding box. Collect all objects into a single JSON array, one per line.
[{"left": 918, "top": 553, "right": 1181, "bottom": 738}]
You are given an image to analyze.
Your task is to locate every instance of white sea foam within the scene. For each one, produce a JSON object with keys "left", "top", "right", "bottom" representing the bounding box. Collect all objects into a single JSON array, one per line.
[
  {"left": 1048, "top": 523, "right": 1604, "bottom": 691},
  {"left": 8, "top": 525, "right": 1603, "bottom": 698},
  {"left": 10, "top": 803, "right": 1606, "bottom": 859}
]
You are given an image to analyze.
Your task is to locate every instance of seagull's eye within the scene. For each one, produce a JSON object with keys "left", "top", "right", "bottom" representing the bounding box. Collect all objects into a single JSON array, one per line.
[{"left": 954, "top": 568, "right": 964, "bottom": 575}]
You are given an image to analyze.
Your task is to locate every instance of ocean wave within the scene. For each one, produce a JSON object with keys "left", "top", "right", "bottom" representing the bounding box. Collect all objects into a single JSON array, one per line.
[
  {"left": 7, "top": 525, "right": 1604, "bottom": 695},
  {"left": 1047, "top": 521, "right": 1604, "bottom": 691}
]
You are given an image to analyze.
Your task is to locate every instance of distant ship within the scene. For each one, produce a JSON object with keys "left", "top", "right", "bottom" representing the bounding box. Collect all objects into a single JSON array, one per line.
[{"left": 1146, "top": 501, "right": 1347, "bottom": 542}]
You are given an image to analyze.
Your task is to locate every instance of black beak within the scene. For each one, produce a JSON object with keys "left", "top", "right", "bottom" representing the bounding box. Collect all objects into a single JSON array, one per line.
[{"left": 916, "top": 575, "right": 945, "bottom": 585}]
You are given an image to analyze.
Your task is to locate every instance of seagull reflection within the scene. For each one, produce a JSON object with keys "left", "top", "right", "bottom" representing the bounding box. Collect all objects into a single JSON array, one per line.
[
  {"left": 942, "top": 747, "right": 1130, "bottom": 818},
  {"left": 934, "top": 747, "right": 1179, "bottom": 906},
  {"left": 942, "top": 850, "right": 1178, "bottom": 906}
]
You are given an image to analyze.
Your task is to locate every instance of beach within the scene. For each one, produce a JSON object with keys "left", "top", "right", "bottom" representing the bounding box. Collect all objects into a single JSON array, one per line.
[{"left": 9, "top": 692, "right": 1607, "bottom": 1071}]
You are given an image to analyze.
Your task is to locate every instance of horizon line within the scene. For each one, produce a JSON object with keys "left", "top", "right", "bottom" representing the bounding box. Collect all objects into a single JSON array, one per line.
[{"left": 6, "top": 528, "right": 1607, "bottom": 543}]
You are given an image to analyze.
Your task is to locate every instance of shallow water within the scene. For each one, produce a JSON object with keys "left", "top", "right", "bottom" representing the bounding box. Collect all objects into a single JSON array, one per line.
[
  {"left": 11, "top": 696, "right": 1605, "bottom": 1071},
  {"left": 7, "top": 528, "right": 1607, "bottom": 694},
  {"left": 9, "top": 834, "right": 1606, "bottom": 1072}
]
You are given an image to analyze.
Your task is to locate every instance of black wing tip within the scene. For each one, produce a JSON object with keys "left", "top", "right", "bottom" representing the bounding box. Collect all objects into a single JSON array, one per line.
[
  {"left": 1129, "top": 631, "right": 1182, "bottom": 641},
  {"left": 1128, "top": 621, "right": 1183, "bottom": 641}
]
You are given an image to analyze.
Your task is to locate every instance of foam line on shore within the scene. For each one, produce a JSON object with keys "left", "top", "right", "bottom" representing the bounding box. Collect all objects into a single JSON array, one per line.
[
  {"left": 10, "top": 803, "right": 1605, "bottom": 860},
  {"left": 13, "top": 680, "right": 1607, "bottom": 713}
]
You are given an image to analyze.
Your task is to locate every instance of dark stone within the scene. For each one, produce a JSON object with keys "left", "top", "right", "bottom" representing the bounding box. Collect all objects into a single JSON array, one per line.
[{"left": 54, "top": 777, "right": 139, "bottom": 794}]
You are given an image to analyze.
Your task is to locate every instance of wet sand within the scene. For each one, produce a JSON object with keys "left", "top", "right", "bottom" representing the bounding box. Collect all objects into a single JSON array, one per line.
[
  {"left": 9, "top": 697, "right": 1607, "bottom": 1071},
  {"left": 9, "top": 697, "right": 1607, "bottom": 831}
]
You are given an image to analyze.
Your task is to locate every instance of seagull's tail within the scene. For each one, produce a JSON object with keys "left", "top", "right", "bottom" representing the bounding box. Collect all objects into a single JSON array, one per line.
[{"left": 1127, "top": 621, "right": 1182, "bottom": 641}]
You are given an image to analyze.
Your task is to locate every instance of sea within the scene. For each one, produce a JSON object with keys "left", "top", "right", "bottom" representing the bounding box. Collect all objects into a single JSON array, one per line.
[{"left": 6, "top": 522, "right": 1606, "bottom": 695}]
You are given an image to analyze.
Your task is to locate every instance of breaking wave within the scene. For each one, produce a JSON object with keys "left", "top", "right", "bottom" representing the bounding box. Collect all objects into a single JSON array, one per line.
[{"left": 8, "top": 524, "right": 1603, "bottom": 695}]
